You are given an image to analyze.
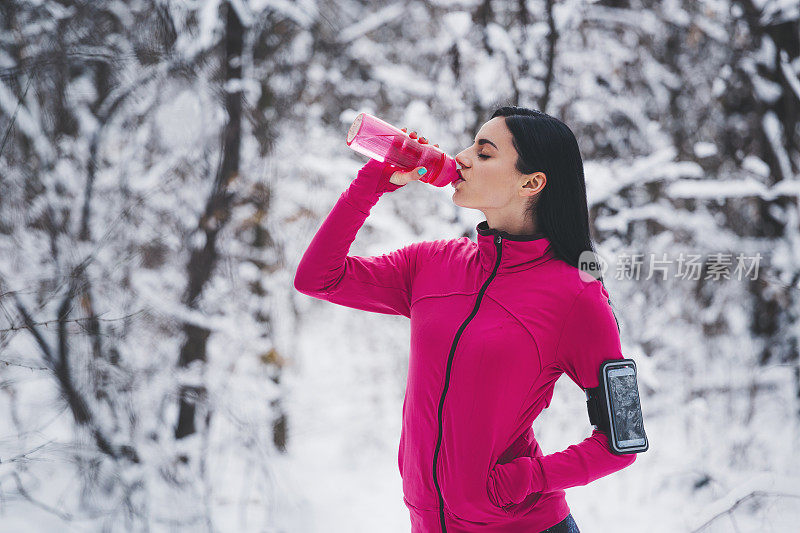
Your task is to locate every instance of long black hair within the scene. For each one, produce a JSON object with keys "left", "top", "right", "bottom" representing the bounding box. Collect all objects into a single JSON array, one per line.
[{"left": 490, "top": 106, "right": 620, "bottom": 331}]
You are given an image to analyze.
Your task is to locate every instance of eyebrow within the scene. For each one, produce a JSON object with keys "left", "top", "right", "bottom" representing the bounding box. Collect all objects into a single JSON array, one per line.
[{"left": 474, "top": 137, "right": 498, "bottom": 150}]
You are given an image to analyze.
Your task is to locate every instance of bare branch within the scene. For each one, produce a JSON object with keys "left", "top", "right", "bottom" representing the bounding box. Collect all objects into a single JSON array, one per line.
[
  {"left": 0, "top": 439, "right": 55, "bottom": 464},
  {"left": 0, "top": 309, "right": 146, "bottom": 334}
]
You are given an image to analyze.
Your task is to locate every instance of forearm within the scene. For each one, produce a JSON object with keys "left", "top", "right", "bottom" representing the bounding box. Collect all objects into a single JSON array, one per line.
[
  {"left": 294, "top": 160, "right": 401, "bottom": 293},
  {"left": 488, "top": 428, "right": 637, "bottom": 508},
  {"left": 537, "top": 429, "right": 637, "bottom": 492}
]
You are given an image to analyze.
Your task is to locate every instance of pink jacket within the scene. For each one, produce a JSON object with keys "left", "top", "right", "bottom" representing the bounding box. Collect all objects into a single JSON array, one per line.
[{"left": 293, "top": 160, "right": 637, "bottom": 532}]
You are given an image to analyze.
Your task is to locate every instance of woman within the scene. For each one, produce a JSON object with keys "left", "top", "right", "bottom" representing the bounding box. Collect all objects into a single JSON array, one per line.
[{"left": 294, "top": 106, "right": 637, "bottom": 532}]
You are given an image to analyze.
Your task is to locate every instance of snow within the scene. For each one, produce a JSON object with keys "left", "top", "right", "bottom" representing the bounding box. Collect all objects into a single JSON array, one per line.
[
  {"left": 779, "top": 49, "right": 800, "bottom": 102},
  {"left": 338, "top": 4, "right": 406, "bottom": 44},
  {"left": 762, "top": 111, "right": 793, "bottom": 181},
  {"left": 1, "top": 0, "right": 799, "bottom": 531},
  {"left": 442, "top": 11, "right": 472, "bottom": 40},
  {"left": 693, "top": 141, "right": 718, "bottom": 158}
]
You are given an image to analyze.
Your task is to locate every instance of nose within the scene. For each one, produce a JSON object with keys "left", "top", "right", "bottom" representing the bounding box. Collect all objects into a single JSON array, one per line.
[{"left": 455, "top": 154, "right": 469, "bottom": 169}]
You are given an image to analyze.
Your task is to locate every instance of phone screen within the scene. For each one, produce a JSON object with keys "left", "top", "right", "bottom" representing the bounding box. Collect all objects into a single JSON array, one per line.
[{"left": 607, "top": 366, "right": 646, "bottom": 449}]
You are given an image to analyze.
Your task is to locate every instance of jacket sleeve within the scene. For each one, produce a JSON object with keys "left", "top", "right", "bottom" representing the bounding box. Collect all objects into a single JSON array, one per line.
[
  {"left": 293, "top": 158, "right": 421, "bottom": 318},
  {"left": 538, "top": 280, "right": 637, "bottom": 492}
]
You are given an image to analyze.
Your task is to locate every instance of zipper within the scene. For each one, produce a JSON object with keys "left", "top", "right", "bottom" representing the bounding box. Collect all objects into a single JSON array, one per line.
[{"left": 432, "top": 234, "right": 503, "bottom": 532}]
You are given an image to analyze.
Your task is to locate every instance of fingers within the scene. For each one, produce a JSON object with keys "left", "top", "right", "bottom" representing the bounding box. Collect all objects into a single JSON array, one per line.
[
  {"left": 402, "top": 127, "right": 437, "bottom": 147},
  {"left": 388, "top": 165, "right": 427, "bottom": 186},
  {"left": 406, "top": 166, "right": 427, "bottom": 181},
  {"left": 400, "top": 166, "right": 426, "bottom": 179}
]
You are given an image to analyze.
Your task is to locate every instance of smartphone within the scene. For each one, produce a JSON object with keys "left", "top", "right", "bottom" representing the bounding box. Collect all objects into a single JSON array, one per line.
[{"left": 586, "top": 358, "right": 649, "bottom": 455}]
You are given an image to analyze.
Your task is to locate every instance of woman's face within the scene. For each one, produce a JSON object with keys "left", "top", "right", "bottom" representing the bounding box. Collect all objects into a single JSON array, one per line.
[{"left": 452, "top": 117, "right": 545, "bottom": 217}]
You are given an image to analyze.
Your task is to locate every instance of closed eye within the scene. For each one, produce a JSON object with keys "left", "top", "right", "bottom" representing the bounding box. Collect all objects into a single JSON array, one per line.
[{"left": 477, "top": 154, "right": 489, "bottom": 159}]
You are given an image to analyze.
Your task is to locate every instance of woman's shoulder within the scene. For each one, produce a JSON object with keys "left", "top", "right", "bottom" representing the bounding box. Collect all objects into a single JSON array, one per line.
[
  {"left": 544, "top": 259, "right": 610, "bottom": 299},
  {"left": 406, "top": 237, "right": 476, "bottom": 274},
  {"left": 414, "top": 236, "right": 474, "bottom": 256},
  {"left": 557, "top": 271, "right": 615, "bottom": 330}
]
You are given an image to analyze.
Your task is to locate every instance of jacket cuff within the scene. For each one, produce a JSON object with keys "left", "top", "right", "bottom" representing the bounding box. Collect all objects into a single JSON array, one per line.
[
  {"left": 376, "top": 162, "right": 406, "bottom": 194},
  {"left": 344, "top": 159, "right": 405, "bottom": 207},
  {"left": 530, "top": 455, "right": 547, "bottom": 493}
]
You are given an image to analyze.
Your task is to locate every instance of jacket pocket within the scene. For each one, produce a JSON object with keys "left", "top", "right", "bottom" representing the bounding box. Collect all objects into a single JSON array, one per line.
[
  {"left": 491, "top": 429, "right": 542, "bottom": 517},
  {"left": 499, "top": 489, "right": 542, "bottom": 517},
  {"left": 403, "top": 495, "right": 438, "bottom": 512},
  {"left": 497, "top": 427, "right": 534, "bottom": 464}
]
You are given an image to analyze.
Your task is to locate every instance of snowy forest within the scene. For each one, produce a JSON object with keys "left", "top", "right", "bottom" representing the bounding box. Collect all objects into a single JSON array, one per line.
[{"left": 1, "top": 0, "right": 799, "bottom": 531}]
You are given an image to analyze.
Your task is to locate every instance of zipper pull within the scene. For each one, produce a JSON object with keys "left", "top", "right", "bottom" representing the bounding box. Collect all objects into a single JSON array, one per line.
[{"left": 495, "top": 235, "right": 502, "bottom": 245}]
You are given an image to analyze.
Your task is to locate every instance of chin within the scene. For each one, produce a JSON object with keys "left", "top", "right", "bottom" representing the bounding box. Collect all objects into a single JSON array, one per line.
[{"left": 451, "top": 196, "right": 469, "bottom": 208}]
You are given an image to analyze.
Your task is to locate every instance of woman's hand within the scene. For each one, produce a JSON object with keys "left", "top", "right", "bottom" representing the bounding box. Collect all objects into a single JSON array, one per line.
[
  {"left": 387, "top": 164, "right": 427, "bottom": 186},
  {"left": 486, "top": 458, "right": 537, "bottom": 508},
  {"left": 387, "top": 127, "right": 439, "bottom": 186}
]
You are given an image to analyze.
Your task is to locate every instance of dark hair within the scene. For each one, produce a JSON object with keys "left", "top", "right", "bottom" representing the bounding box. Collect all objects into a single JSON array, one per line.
[{"left": 490, "top": 105, "right": 620, "bottom": 331}]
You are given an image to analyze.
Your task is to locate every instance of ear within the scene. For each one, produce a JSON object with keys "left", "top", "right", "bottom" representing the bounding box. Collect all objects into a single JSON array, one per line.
[{"left": 520, "top": 172, "right": 546, "bottom": 197}]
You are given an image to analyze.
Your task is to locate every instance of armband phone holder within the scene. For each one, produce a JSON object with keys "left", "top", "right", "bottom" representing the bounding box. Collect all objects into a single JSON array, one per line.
[{"left": 585, "top": 358, "right": 649, "bottom": 455}]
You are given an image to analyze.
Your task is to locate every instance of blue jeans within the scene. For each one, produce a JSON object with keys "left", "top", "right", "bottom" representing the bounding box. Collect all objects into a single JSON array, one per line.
[{"left": 539, "top": 513, "right": 580, "bottom": 533}]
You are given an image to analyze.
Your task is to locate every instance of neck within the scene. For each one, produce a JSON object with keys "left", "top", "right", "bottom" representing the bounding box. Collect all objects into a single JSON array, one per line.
[{"left": 483, "top": 212, "right": 537, "bottom": 237}]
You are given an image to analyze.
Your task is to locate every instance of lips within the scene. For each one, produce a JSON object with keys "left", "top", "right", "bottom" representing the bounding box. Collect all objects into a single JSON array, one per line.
[{"left": 452, "top": 169, "right": 466, "bottom": 187}]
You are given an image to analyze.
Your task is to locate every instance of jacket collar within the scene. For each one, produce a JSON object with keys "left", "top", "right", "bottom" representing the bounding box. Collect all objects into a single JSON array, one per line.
[{"left": 475, "top": 220, "right": 554, "bottom": 273}]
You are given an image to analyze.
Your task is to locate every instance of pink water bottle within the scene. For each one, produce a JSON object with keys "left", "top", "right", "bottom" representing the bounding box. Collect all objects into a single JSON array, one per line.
[{"left": 346, "top": 112, "right": 460, "bottom": 187}]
